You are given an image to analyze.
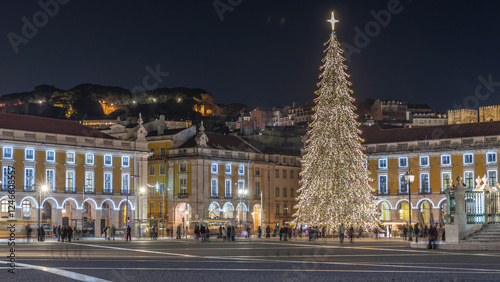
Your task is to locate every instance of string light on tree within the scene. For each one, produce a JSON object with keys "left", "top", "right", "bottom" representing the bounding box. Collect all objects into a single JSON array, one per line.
[{"left": 292, "top": 12, "right": 378, "bottom": 233}]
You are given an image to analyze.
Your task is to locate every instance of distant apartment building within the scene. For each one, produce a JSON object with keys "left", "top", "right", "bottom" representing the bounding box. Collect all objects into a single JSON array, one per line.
[
  {"left": 250, "top": 108, "right": 273, "bottom": 130},
  {"left": 371, "top": 100, "right": 407, "bottom": 121},
  {"left": 408, "top": 112, "right": 448, "bottom": 127}
]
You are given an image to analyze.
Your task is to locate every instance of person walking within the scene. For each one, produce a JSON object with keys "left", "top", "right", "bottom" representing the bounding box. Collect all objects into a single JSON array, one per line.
[
  {"left": 57, "top": 225, "right": 62, "bottom": 242},
  {"left": 26, "top": 225, "right": 32, "bottom": 242},
  {"left": 339, "top": 224, "right": 345, "bottom": 243},
  {"left": 266, "top": 225, "right": 271, "bottom": 238},
  {"left": 348, "top": 226, "right": 354, "bottom": 243},
  {"left": 176, "top": 225, "right": 181, "bottom": 239},
  {"left": 200, "top": 225, "right": 206, "bottom": 243},
  {"left": 67, "top": 226, "right": 73, "bottom": 242},
  {"left": 231, "top": 226, "right": 236, "bottom": 241},
  {"left": 194, "top": 225, "right": 200, "bottom": 243},
  {"left": 258, "top": 226, "right": 262, "bottom": 239},
  {"left": 126, "top": 225, "right": 132, "bottom": 241},
  {"left": 413, "top": 224, "right": 419, "bottom": 243},
  {"left": 222, "top": 227, "right": 227, "bottom": 242},
  {"left": 403, "top": 225, "right": 408, "bottom": 241},
  {"left": 428, "top": 225, "right": 437, "bottom": 249}
]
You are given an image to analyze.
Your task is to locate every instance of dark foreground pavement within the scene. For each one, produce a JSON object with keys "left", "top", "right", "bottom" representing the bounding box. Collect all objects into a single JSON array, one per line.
[{"left": 3, "top": 237, "right": 500, "bottom": 281}]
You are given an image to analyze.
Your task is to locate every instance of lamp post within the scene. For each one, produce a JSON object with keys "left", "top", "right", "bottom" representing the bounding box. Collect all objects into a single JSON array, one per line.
[
  {"left": 238, "top": 188, "right": 247, "bottom": 228},
  {"left": 38, "top": 185, "right": 48, "bottom": 241},
  {"left": 404, "top": 172, "right": 415, "bottom": 241}
]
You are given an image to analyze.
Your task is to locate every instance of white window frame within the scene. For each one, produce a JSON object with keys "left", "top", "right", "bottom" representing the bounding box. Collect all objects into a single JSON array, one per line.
[
  {"left": 46, "top": 150, "right": 55, "bottom": 162},
  {"left": 121, "top": 173, "right": 130, "bottom": 194},
  {"left": 2, "top": 147, "right": 13, "bottom": 159},
  {"left": 180, "top": 163, "right": 187, "bottom": 172},
  {"left": 255, "top": 167, "right": 260, "bottom": 176},
  {"left": 486, "top": 152, "right": 497, "bottom": 164},
  {"left": 25, "top": 148, "right": 35, "bottom": 161},
  {"left": 211, "top": 179, "right": 218, "bottom": 197},
  {"left": 65, "top": 170, "right": 75, "bottom": 192},
  {"left": 441, "top": 155, "right": 451, "bottom": 166},
  {"left": 420, "top": 156, "right": 429, "bottom": 167},
  {"left": 46, "top": 169, "right": 55, "bottom": 191},
  {"left": 487, "top": 170, "right": 498, "bottom": 187},
  {"left": 463, "top": 153, "right": 474, "bottom": 165},
  {"left": 225, "top": 164, "right": 231, "bottom": 174},
  {"left": 464, "top": 171, "right": 474, "bottom": 190},
  {"left": 211, "top": 163, "right": 218, "bottom": 174},
  {"left": 24, "top": 168, "right": 35, "bottom": 190},
  {"left": 104, "top": 155, "right": 113, "bottom": 166},
  {"left": 441, "top": 172, "right": 452, "bottom": 191},
  {"left": 420, "top": 173, "right": 430, "bottom": 193},
  {"left": 159, "top": 164, "right": 166, "bottom": 175},
  {"left": 122, "top": 156, "right": 130, "bottom": 167},
  {"left": 103, "top": 172, "right": 113, "bottom": 193},
  {"left": 378, "top": 158, "right": 388, "bottom": 169},
  {"left": 85, "top": 153, "right": 94, "bottom": 165},
  {"left": 149, "top": 165, "right": 155, "bottom": 176},
  {"left": 66, "top": 152, "right": 75, "bottom": 164},
  {"left": 225, "top": 179, "right": 232, "bottom": 197},
  {"left": 378, "top": 175, "right": 388, "bottom": 194},
  {"left": 399, "top": 174, "right": 407, "bottom": 194},
  {"left": 2, "top": 166, "right": 9, "bottom": 190},
  {"left": 85, "top": 171, "right": 94, "bottom": 193},
  {"left": 238, "top": 165, "right": 245, "bottom": 175},
  {"left": 180, "top": 178, "right": 187, "bottom": 193},
  {"left": 398, "top": 157, "right": 408, "bottom": 168}
]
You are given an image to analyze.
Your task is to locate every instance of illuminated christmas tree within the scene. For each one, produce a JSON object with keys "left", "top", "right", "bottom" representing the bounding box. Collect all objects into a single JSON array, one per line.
[{"left": 293, "top": 12, "right": 378, "bottom": 232}]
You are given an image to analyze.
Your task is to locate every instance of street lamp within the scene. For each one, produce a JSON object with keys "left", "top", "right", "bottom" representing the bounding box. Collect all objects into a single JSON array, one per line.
[
  {"left": 38, "top": 185, "right": 48, "bottom": 241},
  {"left": 404, "top": 171, "right": 415, "bottom": 241}
]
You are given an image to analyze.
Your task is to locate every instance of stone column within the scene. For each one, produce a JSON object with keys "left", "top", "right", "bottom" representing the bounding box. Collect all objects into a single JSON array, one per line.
[{"left": 94, "top": 210, "right": 102, "bottom": 238}]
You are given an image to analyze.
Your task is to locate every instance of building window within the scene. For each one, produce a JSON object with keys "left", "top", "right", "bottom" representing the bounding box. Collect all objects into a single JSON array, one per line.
[
  {"left": 211, "top": 163, "right": 218, "bottom": 174},
  {"left": 276, "top": 187, "right": 280, "bottom": 197},
  {"left": 149, "top": 165, "right": 155, "bottom": 176},
  {"left": 464, "top": 171, "right": 474, "bottom": 189},
  {"left": 66, "top": 152, "right": 75, "bottom": 163},
  {"left": 104, "top": 172, "right": 112, "bottom": 194},
  {"left": 420, "top": 173, "right": 430, "bottom": 193},
  {"left": 225, "top": 164, "right": 231, "bottom": 174},
  {"left": 290, "top": 170, "right": 294, "bottom": 179},
  {"left": 160, "top": 147, "right": 166, "bottom": 158},
  {"left": 282, "top": 157, "right": 287, "bottom": 164},
  {"left": 65, "top": 170, "right": 75, "bottom": 192},
  {"left": 1, "top": 167, "right": 7, "bottom": 190},
  {"left": 24, "top": 168, "right": 34, "bottom": 191},
  {"left": 159, "top": 183, "right": 166, "bottom": 195},
  {"left": 122, "top": 173, "right": 130, "bottom": 194},
  {"left": 86, "top": 153, "right": 94, "bottom": 165},
  {"left": 441, "top": 155, "right": 451, "bottom": 166},
  {"left": 275, "top": 169, "right": 279, "bottom": 178},
  {"left": 22, "top": 200, "right": 31, "bottom": 219},
  {"left": 160, "top": 164, "right": 166, "bottom": 175},
  {"left": 442, "top": 172, "right": 451, "bottom": 191},
  {"left": 46, "top": 169, "right": 55, "bottom": 191},
  {"left": 238, "top": 165, "right": 245, "bottom": 175},
  {"left": 291, "top": 188, "right": 294, "bottom": 198},
  {"left": 463, "top": 153, "right": 474, "bottom": 165},
  {"left": 378, "top": 175, "right": 388, "bottom": 194},
  {"left": 283, "top": 170, "right": 287, "bottom": 179},
  {"left": 2, "top": 147, "right": 13, "bottom": 159},
  {"left": 150, "top": 148, "right": 155, "bottom": 158},
  {"left": 255, "top": 167, "right": 260, "bottom": 176},
  {"left": 46, "top": 150, "right": 55, "bottom": 162},
  {"left": 122, "top": 156, "right": 130, "bottom": 167},
  {"left": 399, "top": 157, "right": 408, "bottom": 167},
  {"left": 1, "top": 199, "right": 8, "bottom": 212},
  {"left": 211, "top": 179, "right": 218, "bottom": 197},
  {"left": 180, "top": 163, "right": 187, "bottom": 172},
  {"left": 255, "top": 181, "right": 261, "bottom": 195},
  {"left": 104, "top": 155, "right": 112, "bottom": 166},
  {"left": 283, "top": 187, "right": 287, "bottom": 197},
  {"left": 420, "top": 156, "right": 429, "bottom": 166},
  {"left": 149, "top": 186, "right": 155, "bottom": 196},
  {"left": 275, "top": 204, "right": 280, "bottom": 216},
  {"left": 85, "top": 171, "right": 94, "bottom": 193},
  {"left": 487, "top": 152, "right": 497, "bottom": 163},
  {"left": 225, "top": 179, "right": 232, "bottom": 198},
  {"left": 25, "top": 149, "right": 34, "bottom": 161},
  {"left": 488, "top": 170, "right": 498, "bottom": 187},
  {"left": 378, "top": 158, "right": 388, "bottom": 169},
  {"left": 283, "top": 203, "right": 288, "bottom": 216},
  {"left": 149, "top": 202, "right": 155, "bottom": 216},
  {"left": 399, "top": 174, "right": 407, "bottom": 194},
  {"left": 180, "top": 178, "right": 187, "bottom": 194}
]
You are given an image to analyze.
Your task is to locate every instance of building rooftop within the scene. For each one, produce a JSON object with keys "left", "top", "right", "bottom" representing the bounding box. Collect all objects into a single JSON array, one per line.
[
  {"left": 362, "top": 122, "right": 500, "bottom": 144},
  {"left": 0, "top": 113, "right": 116, "bottom": 139},
  {"left": 178, "top": 133, "right": 261, "bottom": 153}
]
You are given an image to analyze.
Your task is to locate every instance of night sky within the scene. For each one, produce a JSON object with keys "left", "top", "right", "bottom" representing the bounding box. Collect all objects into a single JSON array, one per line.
[{"left": 1, "top": 0, "right": 500, "bottom": 112}]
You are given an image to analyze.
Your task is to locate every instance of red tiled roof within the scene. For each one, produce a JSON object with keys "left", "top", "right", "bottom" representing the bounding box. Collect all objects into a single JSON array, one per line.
[
  {"left": 178, "top": 133, "right": 261, "bottom": 152},
  {"left": 362, "top": 122, "right": 500, "bottom": 144},
  {"left": 0, "top": 113, "right": 116, "bottom": 139}
]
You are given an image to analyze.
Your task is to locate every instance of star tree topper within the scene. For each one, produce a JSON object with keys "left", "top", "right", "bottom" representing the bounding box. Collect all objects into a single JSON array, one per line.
[{"left": 327, "top": 11, "right": 339, "bottom": 31}]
